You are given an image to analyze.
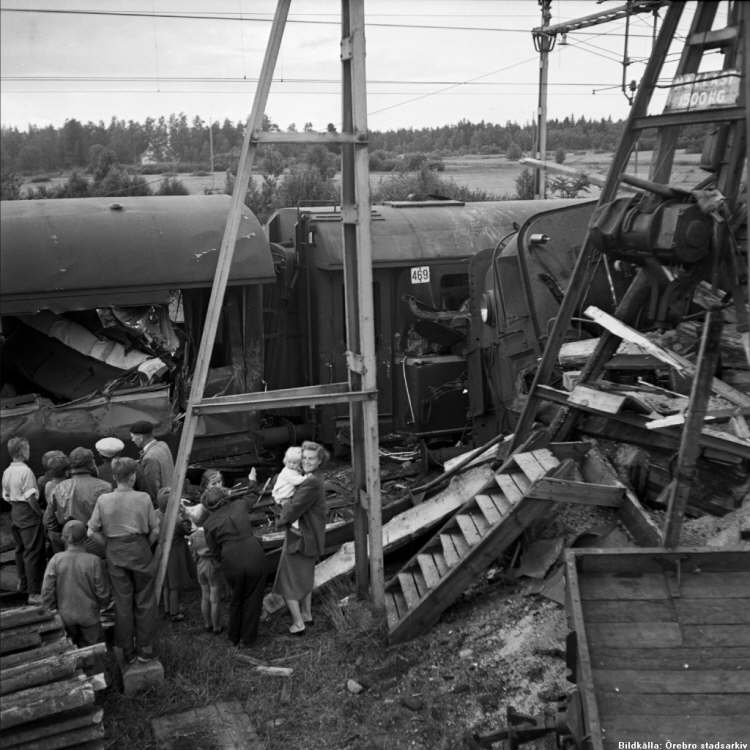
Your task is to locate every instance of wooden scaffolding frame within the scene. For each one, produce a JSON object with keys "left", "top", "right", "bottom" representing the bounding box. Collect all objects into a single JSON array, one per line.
[{"left": 154, "top": 0, "right": 384, "bottom": 609}]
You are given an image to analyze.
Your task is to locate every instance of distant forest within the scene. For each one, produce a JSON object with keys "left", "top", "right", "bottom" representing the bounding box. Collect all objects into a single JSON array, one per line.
[{"left": 1, "top": 112, "right": 708, "bottom": 176}]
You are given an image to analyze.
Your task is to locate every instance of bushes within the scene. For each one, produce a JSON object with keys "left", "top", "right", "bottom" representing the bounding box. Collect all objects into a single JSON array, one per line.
[
  {"left": 277, "top": 164, "right": 337, "bottom": 207},
  {"left": 372, "top": 166, "right": 501, "bottom": 203},
  {"left": 1, "top": 171, "right": 22, "bottom": 200},
  {"left": 514, "top": 169, "right": 535, "bottom": 200},
  {"left": 506, "top": 142, "right": 523, "bottom": 161},
  {"left": 156, "top": 177, "right": 189, "bottom": 195}
]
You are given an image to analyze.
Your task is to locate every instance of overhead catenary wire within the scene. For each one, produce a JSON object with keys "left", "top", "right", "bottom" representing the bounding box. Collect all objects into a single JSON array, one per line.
[{"left": 0, "top": 6, "right": 664, "bottom": 36}]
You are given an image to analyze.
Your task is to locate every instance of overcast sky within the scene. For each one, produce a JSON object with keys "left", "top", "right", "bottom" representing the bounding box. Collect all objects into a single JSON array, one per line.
[{"left": 1, "top": 0, "right": 699, "bottom": 131}]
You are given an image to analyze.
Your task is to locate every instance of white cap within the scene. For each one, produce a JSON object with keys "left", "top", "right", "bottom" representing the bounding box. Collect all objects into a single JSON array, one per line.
[{"left": 95, "top": 437, "right": 125, "bottom": 458}]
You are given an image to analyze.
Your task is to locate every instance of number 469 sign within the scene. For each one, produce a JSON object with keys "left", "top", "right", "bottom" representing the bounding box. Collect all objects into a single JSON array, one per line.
[{"left": 410, "top": 266, "right": 430, "bottom": 284}]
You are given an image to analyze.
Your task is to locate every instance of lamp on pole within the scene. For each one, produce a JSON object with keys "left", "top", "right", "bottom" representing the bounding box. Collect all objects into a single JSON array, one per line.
[{"left": 532, "top": 0, "right": 554, "bottom": 199}]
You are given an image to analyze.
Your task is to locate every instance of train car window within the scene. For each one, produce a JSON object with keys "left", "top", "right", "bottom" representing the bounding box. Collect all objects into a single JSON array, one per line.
[{"left": 439, "top": 273, "right": 469, "bottom": 310}]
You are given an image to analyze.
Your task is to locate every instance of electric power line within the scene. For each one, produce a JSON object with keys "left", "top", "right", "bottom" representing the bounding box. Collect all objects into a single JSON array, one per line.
[{"left": 0, "top": 6, "right": 667, "bottom": 37}]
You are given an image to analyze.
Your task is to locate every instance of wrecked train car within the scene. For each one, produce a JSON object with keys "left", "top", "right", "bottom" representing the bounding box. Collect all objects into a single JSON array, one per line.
[
  {"left": 264, "top": 200, "right": 553, "bottom": 446},
  {"left": 0, "top": 195, "right": 274, "bottom": 469},
  {"left": 467, "top": 200, "right": 632, "bottom": 439}
]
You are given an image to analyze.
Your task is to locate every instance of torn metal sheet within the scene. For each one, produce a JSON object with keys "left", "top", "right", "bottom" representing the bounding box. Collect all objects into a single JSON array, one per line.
[
  {"left": 20, "top": 311, "right": 166, "bottom": 375},
  {"left": 0, "top": 386, "right": 171, "bottom": 468}
]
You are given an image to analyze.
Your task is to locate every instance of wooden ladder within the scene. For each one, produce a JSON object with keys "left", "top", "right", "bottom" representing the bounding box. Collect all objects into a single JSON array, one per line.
[
  {"left": 511, "top": 0, "right": 748, "bottom": 455},
  {"left": 385, "top": 448, "right": 564, "bottom": 643}
]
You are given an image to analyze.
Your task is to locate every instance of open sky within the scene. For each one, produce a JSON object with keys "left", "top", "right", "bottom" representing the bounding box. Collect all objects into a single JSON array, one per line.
[{"left": 1, "top": 0, "right": 700, "bottom": 131}]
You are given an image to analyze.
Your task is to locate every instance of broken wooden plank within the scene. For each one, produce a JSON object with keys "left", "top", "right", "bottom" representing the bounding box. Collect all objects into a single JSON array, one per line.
[
  {"left": 526, "top": 477, "right": 624, "bottom": 507},
  {"left": 151, "top": 701, "right": 263, "bottom": 750},
  {"left": 645, "top": 406, "right": 750, "bottom": 430},
  {"left": 559, "top": 337, "right": 659, "bottom": 368},
  {"left": 663, "top": 312, "right": 725, "bottom": 547},
  {"left": 255, "top": 665, "right": 293, "bottom": 677},
  {"left": 585, "top": 305, "right": 750, "bottom": 407},
  {"left": 730, "top": 414, "right": 750, "bottom": 438},
  {"left": 313, "top": 464, "right": 495, "bottom": 589},
  {"left": 234, "top": 653, "right": 265, "bottom": 667},
  {"left": 568, "top": 385, "right": 626, "bottom": 414}
]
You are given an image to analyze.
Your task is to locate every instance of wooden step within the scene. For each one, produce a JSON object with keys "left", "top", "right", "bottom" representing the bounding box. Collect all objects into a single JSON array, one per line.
[
  {"left": 475, "top": 494, "right": 503, "bottom": 525},
  {"left": 492, "top": 492, "right": 514, "bottom": 515},
  {"left": 439, "top": 533, "right": 465, "bottom": 567},
  {"left": 385, "top": 591, "right": 400, "bottom": 629},
  {"left": 387, "top": 445, "right": 571, "bottom": 644},
  {"left": 417, "top": 554, "right": 442, "bottom": 589},
  {"left": 432, "top": 550, "right": 449, "bottom": 577},
  {"left": 397, "top": 572, "right": 422, "bottom": 609},
  {"left": 412, "top": 569, "right": 428, "bottom": 598},
  {"left": 455, "top": 514, "right": 484, "bottom": 547},
  {"left": 495, "top": 471, "right": 530, "bottom": 500},
  {"left": 512, "top": 450, "right": 557, "bottom": 482}
]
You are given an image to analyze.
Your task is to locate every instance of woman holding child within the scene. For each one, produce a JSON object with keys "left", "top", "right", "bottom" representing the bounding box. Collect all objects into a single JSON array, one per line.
[{"left": 273, "top": 440, "right": 329, "bottom": 635}]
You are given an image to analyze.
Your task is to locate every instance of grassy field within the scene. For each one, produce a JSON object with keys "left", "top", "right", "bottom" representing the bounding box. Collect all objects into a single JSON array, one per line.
[{"left": 19, "top": 149, "right": 706, "bottom": 202}]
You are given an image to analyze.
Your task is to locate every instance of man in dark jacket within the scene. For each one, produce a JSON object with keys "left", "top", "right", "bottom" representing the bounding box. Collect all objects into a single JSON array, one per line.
[
  {"left": 129, "top": 421, "right": 174, "bottom": 507},
  {"left": 46, "top": 447, "right": 111, "bottom": 555}
]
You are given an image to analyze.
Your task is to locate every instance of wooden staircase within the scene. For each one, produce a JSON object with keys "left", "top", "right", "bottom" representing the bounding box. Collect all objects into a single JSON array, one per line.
[{"left": 386, "top": 447, "right": 570, "bottom": 643}]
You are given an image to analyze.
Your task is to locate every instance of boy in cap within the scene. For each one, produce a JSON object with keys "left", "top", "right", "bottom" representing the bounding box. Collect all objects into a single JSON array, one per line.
[
  {"left": 41, "top": 519, "right": 110, "bottom": 647},
  {"left": 88, "top": 457, "right": 160, "bottom": 664},
  {"left": 129, "top": 421, "right": 174, "bottom": 507},
  {"left": 95, "top": 436, "right": 125, "bottom": 487},
  {"left": 2, "top": 437, "right": 44, "bottom": 603},
  {"left": 46, "top": 447, "right": 111, "bottom": 555}
]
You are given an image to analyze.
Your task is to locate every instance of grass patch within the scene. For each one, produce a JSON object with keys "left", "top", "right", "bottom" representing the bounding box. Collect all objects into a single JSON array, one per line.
[{"left": 100, "top": 584, "right": 396, "bottom": 749}]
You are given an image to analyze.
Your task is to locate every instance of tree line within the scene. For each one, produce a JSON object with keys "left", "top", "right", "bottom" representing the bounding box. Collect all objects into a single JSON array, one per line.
[{"left": 1, "top": 112, "right": 710, "bottom": 178}]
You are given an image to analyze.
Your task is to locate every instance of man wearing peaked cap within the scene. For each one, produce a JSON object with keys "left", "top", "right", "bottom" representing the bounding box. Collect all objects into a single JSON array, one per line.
[
  {"left": 95, "top": 437, "right": 124, "bottom": 488},
  {"left": 129, "top": 421, "right": 174, "bottom": 507}
]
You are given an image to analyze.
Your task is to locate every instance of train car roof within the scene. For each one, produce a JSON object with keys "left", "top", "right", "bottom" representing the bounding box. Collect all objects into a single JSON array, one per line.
[
  {"left": 0, "top": 195, "right": 274, "bottom": 315},
  {"left": 267, "top": 199, "right": 583, "bottom": 269}
]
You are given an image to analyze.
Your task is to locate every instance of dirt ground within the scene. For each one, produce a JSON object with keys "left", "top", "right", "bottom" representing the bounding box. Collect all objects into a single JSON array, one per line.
[{"left": 94, "top": 460, "right": 627, "bottom": 750}]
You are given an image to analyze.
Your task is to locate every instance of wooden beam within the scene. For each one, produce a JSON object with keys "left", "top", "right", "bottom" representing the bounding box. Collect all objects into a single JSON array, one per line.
[
  {"left": 252, "top": 131, "right": 365, "bottom": 144},
  {"left": 646, "top": 406, "right": 750, "bottom": 430},
  {"left": 192, "top": 383, "right": 376, "bottom": 414},
  {"left": 583, "top": 306, "right": 687, "bottom": 372},
  {"left": 313, "top": 465, "right": 496, "bottom": 590},
  {"left": 527, "top": 477, "right": 625, "bottom": 507},
  {"left": 567, "top": 385, "right": 626, "bottom": 414},
  {"left": 154, "top": 0, "right": 291, "bottom": 599},
  {"left": 663, "top": 312, "right": 725, "bottom": 547},
  {"left": 585, "top": 305, "right": 750, "bottom": 407}
]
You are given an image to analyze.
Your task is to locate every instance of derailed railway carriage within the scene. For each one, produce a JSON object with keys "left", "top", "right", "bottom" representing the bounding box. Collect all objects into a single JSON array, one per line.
[
  {"left": 467, "top": 199, "right": 632, "bottom": 440},
  {"left": 0, "top": 195, "right": 273, "bottom": 467},
  {"left": 1, "top": 194, "right": 592, "bottom": 468},
  {"left": 265, "top": 199, "right": 549, "bottom": 445}
]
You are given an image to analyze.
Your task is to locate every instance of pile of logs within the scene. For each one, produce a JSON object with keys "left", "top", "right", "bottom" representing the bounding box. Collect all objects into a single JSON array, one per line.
[{"left": 0, "top": 605, "right": 106, "bottom": 750}]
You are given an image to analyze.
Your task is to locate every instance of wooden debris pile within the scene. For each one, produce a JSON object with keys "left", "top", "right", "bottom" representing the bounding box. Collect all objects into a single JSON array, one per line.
[
  {"left": 554, "top": 301, "right": 750, "bottom": 523},
  {"left": 0, "top": 605, "right": 106, "bottom": 750}
]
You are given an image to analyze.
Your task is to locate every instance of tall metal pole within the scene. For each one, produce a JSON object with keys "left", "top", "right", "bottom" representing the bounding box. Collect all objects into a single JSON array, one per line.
[{"left": 534, "top": 0, "right": 552, "bottom": 199}]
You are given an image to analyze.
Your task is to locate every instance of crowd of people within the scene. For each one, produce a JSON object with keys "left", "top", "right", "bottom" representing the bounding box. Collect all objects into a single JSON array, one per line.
[{"left": 2, "top": 421, "right": 331, "bottom": 669}]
